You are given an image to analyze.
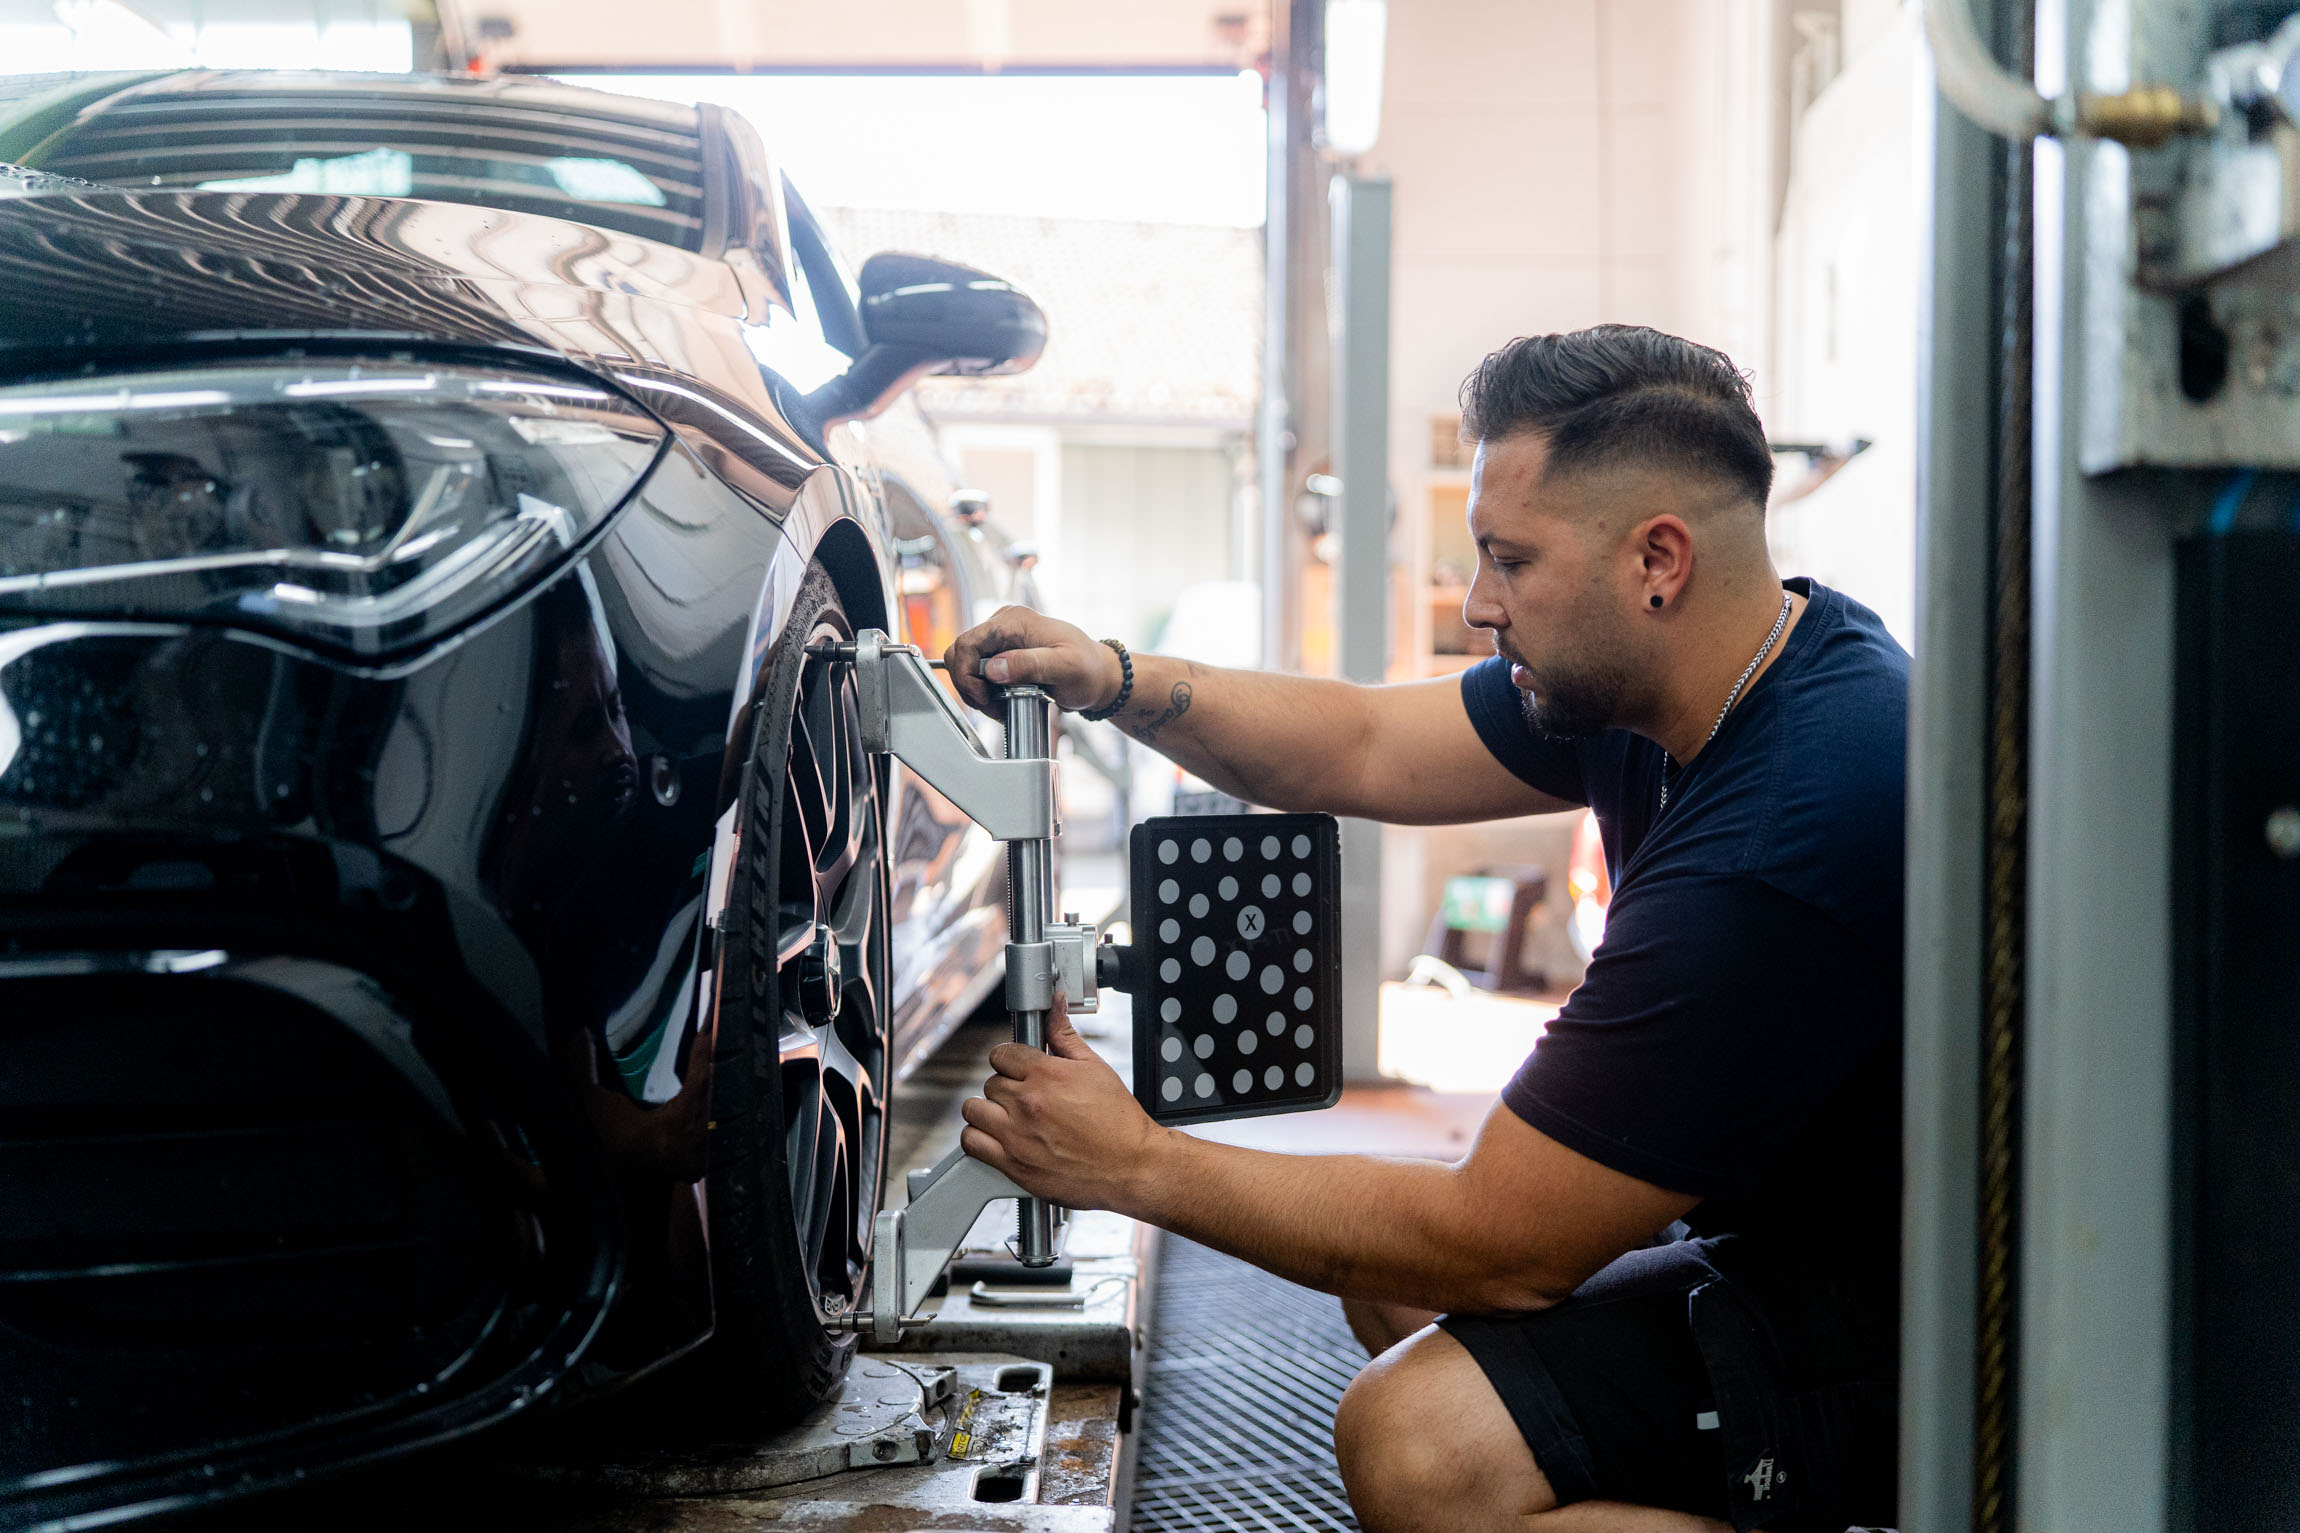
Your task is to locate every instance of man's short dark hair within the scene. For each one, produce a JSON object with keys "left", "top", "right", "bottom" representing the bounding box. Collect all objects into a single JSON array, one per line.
[{"left": 1459, "top": 325, "right": 1773, "bottom": 511}]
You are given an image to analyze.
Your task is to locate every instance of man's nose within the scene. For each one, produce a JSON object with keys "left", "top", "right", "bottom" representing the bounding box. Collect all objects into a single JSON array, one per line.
[{"left": 1462, "top": 568, "right": 1506, "bottom": 632}]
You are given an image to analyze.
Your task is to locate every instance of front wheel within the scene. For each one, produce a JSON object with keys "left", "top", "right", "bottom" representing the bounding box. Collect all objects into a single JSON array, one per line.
[{"left": 694, "top": 563, "right": 890, "bottom": 1423}]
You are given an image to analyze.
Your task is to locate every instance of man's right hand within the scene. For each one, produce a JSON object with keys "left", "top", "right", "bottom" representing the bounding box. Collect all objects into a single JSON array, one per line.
[
  {"left": 944, "top": 606, "right": 1126, "bottom": 717},
  {"left": 946, "top": 602, "right": 1571, "bottom": 826}
]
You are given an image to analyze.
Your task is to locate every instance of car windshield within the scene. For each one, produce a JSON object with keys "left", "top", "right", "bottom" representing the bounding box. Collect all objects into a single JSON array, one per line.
[
  {"left": 22, "top": 76, "right": 707, "bottom": 250},
  {"left": 197, "top": 144, "right": 667, "bottom": 206}
]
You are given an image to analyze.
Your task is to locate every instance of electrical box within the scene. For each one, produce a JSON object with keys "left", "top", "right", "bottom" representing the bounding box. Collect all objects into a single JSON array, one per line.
[{"left": 2082, "top": 5, "right": 2300, "bottom": 469}]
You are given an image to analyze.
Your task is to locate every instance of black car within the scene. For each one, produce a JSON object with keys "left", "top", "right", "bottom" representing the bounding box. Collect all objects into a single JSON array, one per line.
[{"left": 0, "top": 70, "right": 1046, "bottom": 1528}]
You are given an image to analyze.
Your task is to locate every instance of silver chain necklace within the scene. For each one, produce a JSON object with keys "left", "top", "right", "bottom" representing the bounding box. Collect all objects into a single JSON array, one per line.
[{"left": 1659, "top": 591, "right": 1795, "bottom": 813}]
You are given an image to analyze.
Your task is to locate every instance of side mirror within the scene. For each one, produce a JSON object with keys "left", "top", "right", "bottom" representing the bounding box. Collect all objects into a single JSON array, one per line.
[
  {"left": 807, "top": 253, "right": 1047, "bottom": 426},
  {"left": 857, "top": 252, "right": 1047, "bottom": 373}
]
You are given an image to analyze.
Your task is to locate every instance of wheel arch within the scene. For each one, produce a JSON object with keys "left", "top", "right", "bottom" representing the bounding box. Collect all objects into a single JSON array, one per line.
[{"left": 808, "top": 514, "right": 893, "bottom": 639}]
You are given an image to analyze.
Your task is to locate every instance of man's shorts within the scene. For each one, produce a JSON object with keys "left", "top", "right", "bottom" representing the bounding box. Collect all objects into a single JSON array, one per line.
[{"left": 1438, "top": 1235, "right": 1896, "bottom": 1533}]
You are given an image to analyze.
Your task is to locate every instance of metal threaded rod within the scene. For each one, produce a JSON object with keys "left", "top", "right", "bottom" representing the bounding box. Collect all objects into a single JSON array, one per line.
[
  {"left": 1002, "top": 684, "right": 1057, "bottom": 1266},
  {"left": 1975, "top": 16, "right": 2033, "bottom": 1523}
]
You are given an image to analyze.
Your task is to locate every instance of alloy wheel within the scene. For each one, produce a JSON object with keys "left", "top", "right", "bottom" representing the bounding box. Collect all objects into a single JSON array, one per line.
[{"left": 770, "top": 618, "right": 887, "bottom": 1317}]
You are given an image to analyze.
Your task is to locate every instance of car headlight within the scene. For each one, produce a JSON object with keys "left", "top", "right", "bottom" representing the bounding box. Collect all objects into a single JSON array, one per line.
[{"left": 0, "top": 359, "right": 668, "bottom": 658}]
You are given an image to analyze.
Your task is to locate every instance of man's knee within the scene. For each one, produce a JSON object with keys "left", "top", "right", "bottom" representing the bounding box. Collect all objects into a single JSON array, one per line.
[
  {"left": 1334, "top": 1327, "right": 1552, "bottom": 1533},
  {"left": 1335, "top": 1367, "right": 1453, "bottom": 1530}
]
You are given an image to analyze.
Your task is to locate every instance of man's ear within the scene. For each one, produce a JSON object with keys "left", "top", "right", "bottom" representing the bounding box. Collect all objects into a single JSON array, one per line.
[{"left": 1636, "top": 514, "right": 1694, "bottom": 608}]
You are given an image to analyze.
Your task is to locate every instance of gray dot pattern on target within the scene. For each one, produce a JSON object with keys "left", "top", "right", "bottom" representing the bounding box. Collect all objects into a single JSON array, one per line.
[
  {"left": 2268, "top": 804, "right": 2300, "bottom": 859},
  {"left": 1143, "top": 818, "right": 1332, "bottom": 1116}
]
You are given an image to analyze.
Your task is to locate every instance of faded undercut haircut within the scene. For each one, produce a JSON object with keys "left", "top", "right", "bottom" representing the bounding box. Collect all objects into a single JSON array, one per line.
[{"left": 1458, "top": 325, "right": 1774, "bottom": 512}]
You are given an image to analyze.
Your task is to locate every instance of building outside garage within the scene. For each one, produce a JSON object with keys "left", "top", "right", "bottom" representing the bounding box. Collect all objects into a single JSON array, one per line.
[{"left": 822, "top": 205, "right": 1263, "bottom": 658}]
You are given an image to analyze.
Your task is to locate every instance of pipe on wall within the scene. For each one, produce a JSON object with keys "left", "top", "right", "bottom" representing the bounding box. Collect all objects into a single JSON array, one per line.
[{"left": 1924, "top": 0, "right": 2054, "bottom": 138}]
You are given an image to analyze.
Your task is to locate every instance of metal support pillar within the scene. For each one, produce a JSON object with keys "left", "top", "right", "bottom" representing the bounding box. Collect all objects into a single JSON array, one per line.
[
  {"left": 1257, "top": 1, "right": 1293, "bottom": 667},
  {"left": 1903, "top": 29, "right": 1998, "bottom": 1533},
  {"left": 2016, "top": 0, "right": 2178, "bottom": 1522},
  {"left": 1259, "top": 0, "right": 1326, "bottom": 674},
  {"left": 1331, "top": 172, "right": 1389, "bottom": 1083},
  {"left": 1002, "top": 685, "right": 1057, "bottom": 1265}
]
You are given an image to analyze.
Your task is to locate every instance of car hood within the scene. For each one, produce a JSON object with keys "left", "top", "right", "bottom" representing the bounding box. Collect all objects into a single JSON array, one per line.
[{"left": 0, "top": 184, "right": 751, "bottom": 368}]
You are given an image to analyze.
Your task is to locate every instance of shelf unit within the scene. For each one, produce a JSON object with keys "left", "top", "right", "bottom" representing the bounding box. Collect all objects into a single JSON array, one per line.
[{"left": 1403, "top": 465, "right": 1482, "bottom": 678}]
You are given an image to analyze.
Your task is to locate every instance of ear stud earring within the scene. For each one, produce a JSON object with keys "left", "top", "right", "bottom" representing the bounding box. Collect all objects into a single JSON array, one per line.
[{"left": 1649, "top": 594, "right": 1664, "bottom": 609}]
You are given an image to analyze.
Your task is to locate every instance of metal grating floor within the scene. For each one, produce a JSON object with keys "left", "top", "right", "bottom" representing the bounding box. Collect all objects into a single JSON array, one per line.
[
  {"left": 1127, "top": 1237, "right": 1903, "bottom": 1533},
  {"left": 1130, "top": 1235, "right": 1364, "bottom": 1531}
]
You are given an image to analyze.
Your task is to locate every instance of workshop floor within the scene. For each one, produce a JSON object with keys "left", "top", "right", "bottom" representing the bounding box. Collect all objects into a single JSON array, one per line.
[
  {"left": 1131, "top": 1234, "right": 1366, "bottom": 1531},
  {"left": 1191, "top": 1078, "right": 1493, "bottom": 1160},
  {"left": 1129, "top": 1074, "right": 1491, "bottom": 1532},
  {"left": 913, "top": 997, "right": 1493, "bottom": 1533}
]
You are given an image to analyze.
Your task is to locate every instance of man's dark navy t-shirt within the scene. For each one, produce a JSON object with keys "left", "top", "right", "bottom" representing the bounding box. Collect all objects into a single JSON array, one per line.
[{"left": 1460, "top": 578, "right": 1907, "bottom": 1322}]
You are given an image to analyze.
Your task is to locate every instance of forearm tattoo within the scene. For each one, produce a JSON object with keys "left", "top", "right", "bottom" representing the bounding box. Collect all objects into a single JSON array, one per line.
[{"left": 1130, "top": 681, "right": 1192, "bottom": 748}]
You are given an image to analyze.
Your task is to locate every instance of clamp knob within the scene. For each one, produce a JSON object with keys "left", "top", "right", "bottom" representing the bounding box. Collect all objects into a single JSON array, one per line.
[{"left": 1096, "top": 939, "right": 1140, "bottom": 994}]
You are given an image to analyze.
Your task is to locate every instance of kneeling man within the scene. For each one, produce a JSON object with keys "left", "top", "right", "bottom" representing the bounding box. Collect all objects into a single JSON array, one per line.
[{"left": 947, "top": 325, "right": 1904, "bottom": 1533}]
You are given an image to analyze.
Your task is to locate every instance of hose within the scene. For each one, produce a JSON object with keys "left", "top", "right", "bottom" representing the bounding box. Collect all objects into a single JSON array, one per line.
[
  {"left": 1923, "top": 0, "right": 2215, "bottom": 145},
  {"left": 1925, "top": 0, "right": 2053, "bottom": 139}
]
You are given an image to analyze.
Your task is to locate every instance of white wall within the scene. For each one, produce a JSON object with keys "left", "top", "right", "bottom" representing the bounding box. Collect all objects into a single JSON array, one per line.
[
  {"left": 1767, "top": 3, "right": 1923, "bottom": 646},
  {"left": 1057, "top": 440, "right": 1245, "bottom": 650},
  {"left": 942, "top": 427, "right": 1246, "bottom": 651},
  {"left": 1352, "top": 0, "right": 1924, "bottom": 662},
  {"left": 1347, "top": 0, "right": 1787, "bottom": 983},
  {"left": 942, "top": 426, "right": 1063, "bottom": 608},
  {"left": 1361, "top": 0, "right": 1781, "bottom": 517}
]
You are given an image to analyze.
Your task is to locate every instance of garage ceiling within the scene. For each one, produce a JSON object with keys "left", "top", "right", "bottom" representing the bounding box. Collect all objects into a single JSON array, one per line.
[{"left": 453, "top": 0, "right": 1270, "bottom": 74}]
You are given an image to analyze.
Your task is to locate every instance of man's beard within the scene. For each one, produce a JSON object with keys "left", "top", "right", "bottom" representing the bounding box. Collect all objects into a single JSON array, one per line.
[{"left": 1507, "top": 647, "right": 1634, "bottom": 741}]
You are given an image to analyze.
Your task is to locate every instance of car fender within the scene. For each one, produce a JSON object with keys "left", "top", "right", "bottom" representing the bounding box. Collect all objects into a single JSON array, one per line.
[
  {"left": 704, "top": 459, "right": 898, "bottom": 941},
  {"left": 725, "top": 463, "right": 893, "bottom": 745}
]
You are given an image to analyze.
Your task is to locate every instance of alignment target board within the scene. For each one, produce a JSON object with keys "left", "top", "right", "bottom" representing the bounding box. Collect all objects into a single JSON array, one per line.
[{"left": 1128, "top": 812, "right": 1344, "bottom": 1127}]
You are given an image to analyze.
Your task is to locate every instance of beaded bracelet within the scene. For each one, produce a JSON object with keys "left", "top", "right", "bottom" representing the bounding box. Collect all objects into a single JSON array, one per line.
[{"left": 1079, "top": 637, "right": 1133, "bottom": 721}]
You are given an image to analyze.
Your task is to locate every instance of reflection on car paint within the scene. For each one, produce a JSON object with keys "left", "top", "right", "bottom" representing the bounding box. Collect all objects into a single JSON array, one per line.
[{"left": 0, "top": 100, "right": 1034, "bottom": 1517}]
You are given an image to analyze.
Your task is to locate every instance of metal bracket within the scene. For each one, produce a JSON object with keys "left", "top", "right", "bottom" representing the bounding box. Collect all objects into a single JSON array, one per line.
[
  {"left": 843, "top": 630, "right": 1056, "bottom": 841},
  {"left": 867, "top": 1142, "right": 1063, "bottom": 1344},
  {"left": 1007, "top": 920, "right": 1098, "bottom": 1015},
  {"left": 814, "top": 630, "right": 1078, "bottom": 1315}
]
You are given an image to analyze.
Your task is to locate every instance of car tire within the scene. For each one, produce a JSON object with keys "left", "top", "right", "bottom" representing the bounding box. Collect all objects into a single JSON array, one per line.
[{"left": 695, "top": 562, "right": 890, "bottom": 1424}]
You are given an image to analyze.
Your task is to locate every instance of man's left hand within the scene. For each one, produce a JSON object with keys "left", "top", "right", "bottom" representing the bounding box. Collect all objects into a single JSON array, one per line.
[{"left": 960, "top": 996, "right": 1165, "bottom": 1213}]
